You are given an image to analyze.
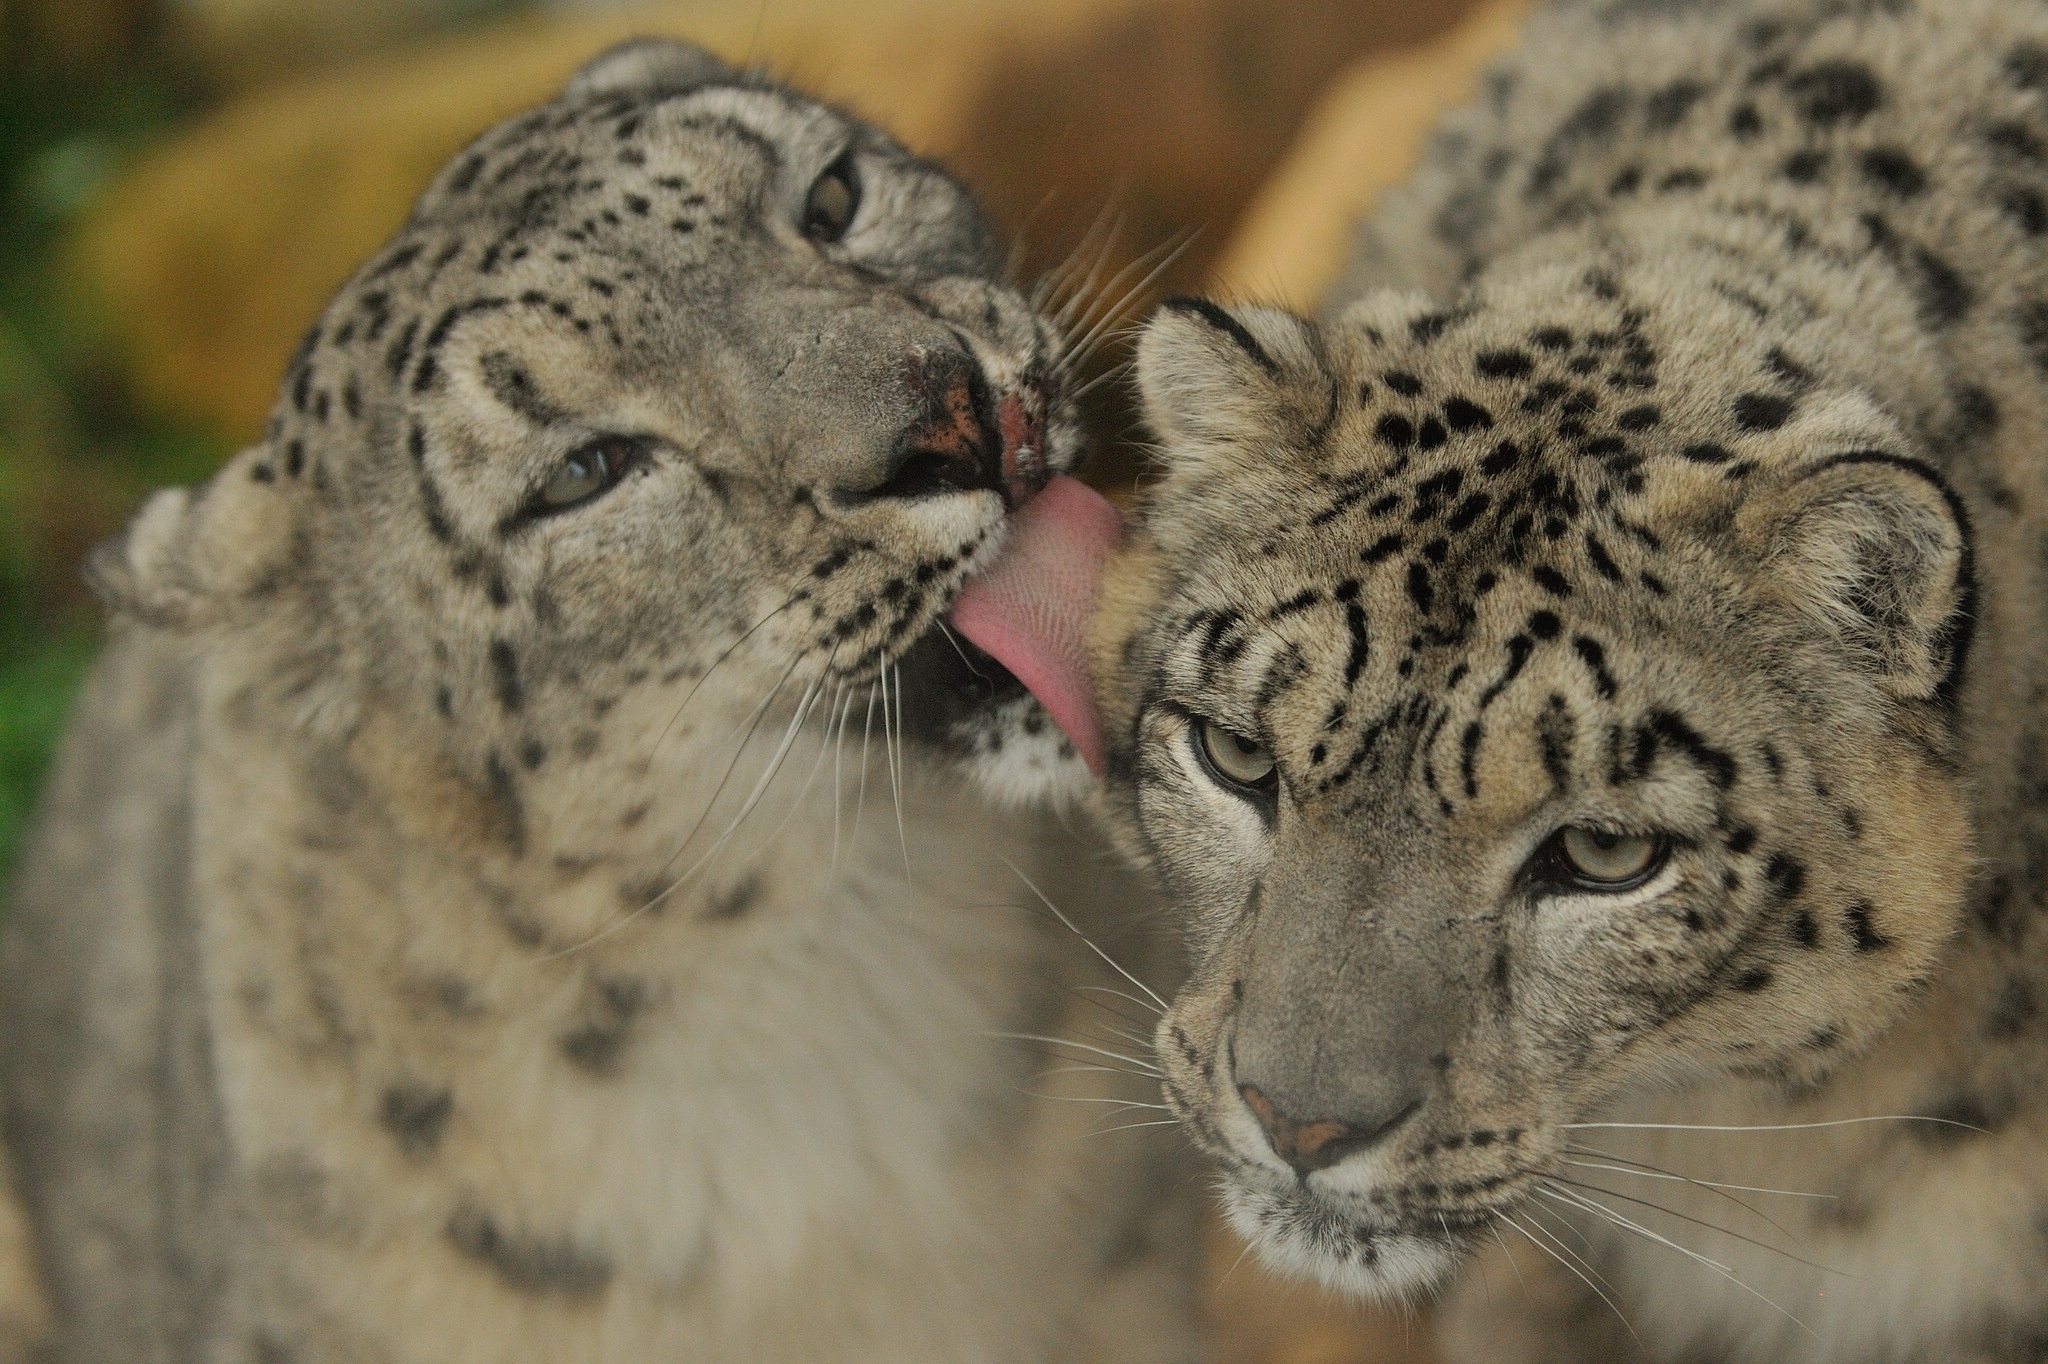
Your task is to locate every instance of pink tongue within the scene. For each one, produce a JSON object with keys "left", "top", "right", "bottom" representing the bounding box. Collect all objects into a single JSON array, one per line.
[{"left": 950, "top": 474, "right": 1122, "bottom": 777}]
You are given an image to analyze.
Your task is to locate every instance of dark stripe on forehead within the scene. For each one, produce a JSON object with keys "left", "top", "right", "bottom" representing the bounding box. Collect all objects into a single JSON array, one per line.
[
  {"left": 1159, "top": 296, "right": 1282, "bottom": 377},
  {"left": 1628, "top": 710, "right": 1737, "bottom": 788}
]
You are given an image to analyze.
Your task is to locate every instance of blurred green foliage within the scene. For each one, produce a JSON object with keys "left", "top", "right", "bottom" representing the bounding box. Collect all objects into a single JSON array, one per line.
[
  {"left": 0, "top": 33, "right": 223, "bottom": 885},
  {"left": 0, "top": 1, "right": 555, "bottom": 886}
]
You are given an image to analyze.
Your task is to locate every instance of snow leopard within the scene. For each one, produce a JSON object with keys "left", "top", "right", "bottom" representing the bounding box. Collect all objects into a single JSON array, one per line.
[
  {"left": 0, "top": 39, "right": 1197, "bottom": 1363},
  {"left": 1024, "top": 0, "right": 2048, "bottom": 1359}
]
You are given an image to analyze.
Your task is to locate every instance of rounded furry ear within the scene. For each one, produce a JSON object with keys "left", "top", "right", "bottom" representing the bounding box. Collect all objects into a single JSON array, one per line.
[
  {"left": 563, "top": 38, "right": 734, "bottom": 101},
  {"left": 85, "top": 446, "right": 301, "bottom": 630},
  {"left": 1737, "top": 452, "right": 1972, "bottom": 703},
  {"left": 1134, "top": 297, "right": 1334, "bottom": 472}
]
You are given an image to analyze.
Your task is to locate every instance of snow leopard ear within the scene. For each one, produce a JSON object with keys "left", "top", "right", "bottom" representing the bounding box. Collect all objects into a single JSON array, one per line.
[
  {"left": 85, "top": 445, "right": 301, "bottom": 631},
  {"left": 564, "top": 39, "right": 735, "bottom": 101},
  {"left": 1135, "top": 298, "right": 1334, "bottom": 478},
  {"left": 1738, "top": 451, "right": 1973, "bottom": 704}
]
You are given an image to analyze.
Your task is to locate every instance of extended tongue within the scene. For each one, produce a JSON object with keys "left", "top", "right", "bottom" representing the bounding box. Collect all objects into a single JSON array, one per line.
[{"left": 949, "top": 474, "right": 1121, "bottom": 777}]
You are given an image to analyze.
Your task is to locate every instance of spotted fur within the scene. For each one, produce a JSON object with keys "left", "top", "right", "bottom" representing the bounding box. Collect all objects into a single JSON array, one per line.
[
  {"left": 2, "top": 42, "right": 1193, "bottom": 1362},
  {"left": 1091, "top": 2, "right": 2048, "bottom": 1359}
]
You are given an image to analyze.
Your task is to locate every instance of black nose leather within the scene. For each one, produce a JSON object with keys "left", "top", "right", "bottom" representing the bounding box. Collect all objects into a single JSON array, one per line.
[
  {"left": 1239, "top": 1082, "right": 1418, "bottom": 1177},
  {"left": 866, "top": 348, "right": 1000, "bottom": 501}
]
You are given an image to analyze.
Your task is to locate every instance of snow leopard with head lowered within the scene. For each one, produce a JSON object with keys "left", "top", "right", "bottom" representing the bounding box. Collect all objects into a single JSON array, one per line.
[
  {"left": 967, "top": 0, "right": 2048, "bottom": 1359},
  {"left": 0, "top": 39, "right": 1197, "bottom": 1363}
]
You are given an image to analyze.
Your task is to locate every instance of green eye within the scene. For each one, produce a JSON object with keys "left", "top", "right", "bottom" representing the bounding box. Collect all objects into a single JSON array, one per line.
[
  {"left": 1554, "top": 827, "right": 1665, "bottom": 889},
  {"left": 804, "top": 153, "right": 861, "bottom": 243},
  {"left": 538, "top": 436, "right": 641, "bottom": 510},
  {"left": 1196, "top": 719, "right": 1277, "bottom": 794}
]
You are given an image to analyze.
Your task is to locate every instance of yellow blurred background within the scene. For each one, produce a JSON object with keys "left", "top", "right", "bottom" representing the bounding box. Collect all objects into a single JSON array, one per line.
[{"left": 0, "top": 0, "right": 1536, "bottom": 1355}]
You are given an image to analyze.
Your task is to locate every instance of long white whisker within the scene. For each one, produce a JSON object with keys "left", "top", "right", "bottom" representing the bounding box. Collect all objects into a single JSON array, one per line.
[
  {"left": 986, "top": 1032, "right": 1163, "bottom": 1075},
  {"left": 850, "top": 682, "right": 877, "bottom": 853},
  {"left": 1502, "top": 1212, "right": 1642, "bottom": 1347},
  {"left": 1561, "top": 1156, "right": 1834, "bottom": 1201},
  {"left": 547, "top": 659, "right": 814, "bottom": 961},
  {"left": 1023, "top": 1087, "right": 1171, "bottom": 1110},
  {"left": 884, "top": 661, "right": 910, "bottom": 882},
  {"left": 1565, "top": 1115, "right": 1986, "bottom": 1135},
  {"left": 1074, "top": 984, "right": 1164, "bottom": 1017},
  {"left": 1062, "top": 233, "right": 1199, "bottom": 373},
  {"left": 829, "top": 683, "right": 853, "bottom": 875},
  {"left": 998, "top": 857, "right": 1172, "bottom": 1014},
  {"left": 755, "top": 666, "right": 843, "bottom": 850},
  {"left": 636, "top": 648, "right": 803, "bottom": 885},
  {"left": 1546, "top": 1174, "right": 1845, "bottom": 1276},
  {"left": 1560, "top": 1145, "right": 1816, "bottom": 1248},
  {"left": 651, "top": 593, "right": 801, "bottom": 754},
  {"left": 1539, "top": 1183, "right": 1819, "bottom": 1339},
  {"left": 1488, "top": 1220, "right": 1528, "bottom": 1294},
  {"left": 1538, "top": 1184, "right": 1730, "bottom": 1275},
  {"left": 1087, "top": 1118, "right": 1183, "bottom": 1138}
]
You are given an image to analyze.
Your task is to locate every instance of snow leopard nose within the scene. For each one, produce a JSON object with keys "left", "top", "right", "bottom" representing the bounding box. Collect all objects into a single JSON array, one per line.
[
  {"left": 866, "top": 347, "right": 1005, "bottom": 503},
  {"left": 1238, "top": 1082, "right": 1416, "bottom": 1178}
]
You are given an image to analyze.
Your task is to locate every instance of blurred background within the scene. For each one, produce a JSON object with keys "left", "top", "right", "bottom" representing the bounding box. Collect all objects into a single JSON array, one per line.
[{"left": 0, "top": 0, "right": 1529, "bottom": 1355}]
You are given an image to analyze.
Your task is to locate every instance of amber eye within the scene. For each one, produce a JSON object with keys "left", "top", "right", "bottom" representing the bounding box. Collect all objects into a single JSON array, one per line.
[
  {"left": 1195, "top": 719, "right": 1278, "bottom": 795},
  {"left": 538, "top": 435, "right": 642, "bottom": 510},
  {"left": 803, "top": 153, "right": 861, "bottom": 243},
  {"left": 1553, "top": 827, "right": 1666, "bottom": 889}
]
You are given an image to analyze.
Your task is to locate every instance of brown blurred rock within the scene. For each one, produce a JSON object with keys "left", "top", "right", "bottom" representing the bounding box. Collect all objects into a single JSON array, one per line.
[{"left": 68, "top": 0, "right": 1482, "bottom": 444}]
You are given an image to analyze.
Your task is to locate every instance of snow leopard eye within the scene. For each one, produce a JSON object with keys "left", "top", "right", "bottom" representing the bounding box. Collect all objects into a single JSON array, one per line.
[
  {"left": 1194, "top": 718, "right": 1278, "bottom": 796},
  {"left": 1549, "top": 827, "right": 1666, "bottom": 890},
  {"left": 538, "top": 435, "right": 645, "bottom": 511},
  {"left": 803, "top": 152, "right": 861, "bottom": 243}
]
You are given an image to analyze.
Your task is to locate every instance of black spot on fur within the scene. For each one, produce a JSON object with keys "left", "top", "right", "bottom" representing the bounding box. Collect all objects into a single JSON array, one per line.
[
  {"left": 560, "top": 1025, "right": 627, "bottom": 1076},
  {"left": 1781, "top": 149, "right": 1829, "bottom": 184},
  {"left": 1845, "top": 900, "right": 1889, "bottom": 953},
  {"left": 489, "top": 640, "right": 523, "bottom": 712},
  {"left": 1766, "top": 854, "right": 1807, "bottom": 902},
  {"left": 483, "top": 751, "right": 526, "bottom": 858},
  {"left": 1384, "top": 371, "right": 1424, "bottom": 396},
  {"left": 1361, "top": 533, "right": 1405, "bottom": 564},
  {"left": 2006, "top": 41, "right": 2048, "bottom": 92},
  {"left": 702, "top": 874, "right": 762, "bottom": 922},
  {"left": 1407, "top": 562, "right": 1434, "bottom": 613},
  {"left": 1443, "top": 397, "right": 1494, "bottom": 431},
  {"left": 1645, "top": 79, "right": 1708, "bottom": 131},
  {"left": 446, "top": 1205, "right": 613, "bottom": 1296},
  {"left": 1680, "top": 442, "right": 1732, "bottom": 464},
  {"left": 1571, "top": 636, "right": 1617, "bottom": 699},
  {"left": 1861, "top": 147, "right": 1925, "bottom": 197},
  {"left": 1531, "top": 565, "right": 1573, "bottom": 598},
  {"left": 1733, "top": 392, "right": 1795, "bottom": 431},
  {"left": 1728, "top": 103, "right": 1763, "bottom": 139},
  {"left": 1476, "top": 350, "right": 1535, "bottom": 380},
  {"left": 380, "top": 1083, "right": 454, "bottom": 1156},
  {"left": 1735, "top": 968, "right": 1773, "bottom": 993},
  {"left": 1785, "top": 61, "right": 1883, "bottom": 127},
  {"left": 1997, "top": 184, "right": 2048, "bottom": 236},
  {"left": 1377, "top": 414, "right": 1417, "bottom": 449}
]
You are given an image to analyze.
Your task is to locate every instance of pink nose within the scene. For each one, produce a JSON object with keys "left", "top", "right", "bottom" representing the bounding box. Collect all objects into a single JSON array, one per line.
[{"left": 996, "top": 388, "right": 1049, "bottom": 505}]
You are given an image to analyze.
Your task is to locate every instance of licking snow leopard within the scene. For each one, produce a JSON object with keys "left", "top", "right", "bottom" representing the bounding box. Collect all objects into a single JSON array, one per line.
[
  {"left": 1, "top": 39, "right": 1196, "bottom": 1363},
  {"left": 975, "top": 0, "right": 2048, "bottom": 1359}
]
